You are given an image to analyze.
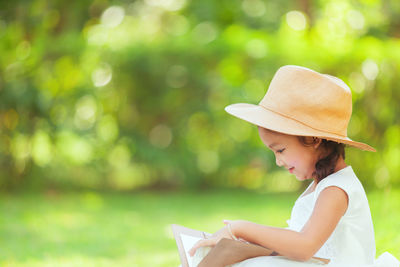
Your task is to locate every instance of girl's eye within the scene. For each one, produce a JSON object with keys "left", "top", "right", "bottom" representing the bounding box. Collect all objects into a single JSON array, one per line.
[{"left": 276, "top": 148, "right": 285, "bottom": 153}]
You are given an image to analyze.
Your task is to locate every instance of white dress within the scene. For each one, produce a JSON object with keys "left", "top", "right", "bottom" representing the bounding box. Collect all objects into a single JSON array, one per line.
[{"left": 191, "top": 166, "right": 399, "bottom": 267}]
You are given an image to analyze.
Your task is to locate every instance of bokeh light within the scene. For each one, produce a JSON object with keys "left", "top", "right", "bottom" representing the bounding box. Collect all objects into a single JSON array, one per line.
[
  {"left": 97, "top": 115, "right": 119, "bottom": 142},
  {"left": 362, "top": 59, "right": 379, "bottom": 80},
  {"left": 164, "top": 14, "right": 190, "bottom": 36},
  {"left": 92, "top": 63, "right": 112, "bottom": 87},
  {"left": 192, "top": 21, "right": 218, "bottom": 44},
  {"left": 242, "top": 0, "right": 266, "bottom": 17},
  {"left": 145, "top": 0, "right": 187, "bottom": 11},
  {"left": 74, "top": 95, "right": 98, "bottom": 130},
  {"left": 346, "top": 10, "right": 365, "bottom": 30},
  {"left": 149, "top": 124, "right": 173, "bottom": 149},
  {"left": 57, "top": 131, "right": 93, "bottom": 165},
  {"left": 245, "top": 39, "right": 268, "bottom": 59},
  {"left": 197, "top": 150, "right": 219, "bottom": 174},
  {"left": 31, "top": 130, "right": 52, "bottom": 167},
  {"left": 101, "top": 6, "right": 125, "bottom": 28},
  {"left": 286, "top": 10, "right": 307, "bottom": 31}
]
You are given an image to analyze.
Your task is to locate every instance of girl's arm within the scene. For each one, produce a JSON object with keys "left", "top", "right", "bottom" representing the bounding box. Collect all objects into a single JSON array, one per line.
[{"left": 232, "top": 186, "right": 349, "bottom": 261}]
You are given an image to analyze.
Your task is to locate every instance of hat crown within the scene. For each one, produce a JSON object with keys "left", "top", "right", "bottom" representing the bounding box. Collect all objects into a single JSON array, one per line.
[{"left": 259, "top": 65, "right": 352, "bottom": 137}]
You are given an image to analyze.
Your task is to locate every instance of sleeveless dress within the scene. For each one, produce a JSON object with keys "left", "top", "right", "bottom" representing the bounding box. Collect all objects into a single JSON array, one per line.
[{"left": 190, "top": 166, "right": 399, "bottom": 267}]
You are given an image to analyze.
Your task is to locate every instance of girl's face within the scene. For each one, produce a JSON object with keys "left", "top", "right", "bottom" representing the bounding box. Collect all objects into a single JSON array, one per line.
[{"left": 258, "top": 127, "right": 321, "bottom": 181}]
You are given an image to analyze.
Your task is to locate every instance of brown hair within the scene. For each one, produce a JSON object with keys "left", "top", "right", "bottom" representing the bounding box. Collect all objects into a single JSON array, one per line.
[{"left": 297, "top": 137, "right": 346, "bottom": 182}]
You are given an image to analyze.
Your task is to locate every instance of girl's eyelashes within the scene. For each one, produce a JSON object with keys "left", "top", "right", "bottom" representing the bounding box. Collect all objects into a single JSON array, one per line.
[{"left": 276, "top": 148, "right": 285, "bottom": 153}]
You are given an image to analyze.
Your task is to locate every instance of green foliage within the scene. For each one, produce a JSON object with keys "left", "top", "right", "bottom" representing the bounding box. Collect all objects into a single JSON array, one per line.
[{"left": 0, "top": 0, "right": 399, "bottom": 191}]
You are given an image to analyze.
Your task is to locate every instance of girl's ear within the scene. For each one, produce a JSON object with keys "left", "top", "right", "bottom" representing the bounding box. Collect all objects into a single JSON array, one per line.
[{"left": 313, "top": 137, "right": 322, "bottom": 149}]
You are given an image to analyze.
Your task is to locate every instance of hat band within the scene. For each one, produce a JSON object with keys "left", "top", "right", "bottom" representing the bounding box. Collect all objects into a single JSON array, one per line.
[{"left": 258, "top": 104, "right": 348, "bottom": 138}]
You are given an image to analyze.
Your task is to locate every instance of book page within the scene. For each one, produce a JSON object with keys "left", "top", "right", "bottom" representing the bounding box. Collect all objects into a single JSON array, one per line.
[
  {"left": 171, "top": 224, "right": 211, "bottom": 267},
  {"left": 180, "top": 233, "right": 202, "bottom": 267}
]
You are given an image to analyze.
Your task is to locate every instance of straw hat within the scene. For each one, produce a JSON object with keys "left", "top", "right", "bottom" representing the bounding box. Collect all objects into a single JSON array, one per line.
[{"left": 225, "top": 65, "right": 376, "bottom": 152}]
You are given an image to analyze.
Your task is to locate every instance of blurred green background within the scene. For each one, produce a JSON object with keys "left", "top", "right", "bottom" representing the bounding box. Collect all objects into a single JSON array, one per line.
[{"left": 0, "top": 0, "right": 399, "bottom": 266}]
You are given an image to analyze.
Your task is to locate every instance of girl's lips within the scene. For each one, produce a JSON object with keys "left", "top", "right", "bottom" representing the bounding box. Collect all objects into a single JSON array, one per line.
[{"left": 289, "top": 167, "right": 294, "bottom": 173}]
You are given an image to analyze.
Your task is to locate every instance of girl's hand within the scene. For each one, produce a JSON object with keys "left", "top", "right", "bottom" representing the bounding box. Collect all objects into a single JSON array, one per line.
[{"left": 188, "top": 220, "right": 237, "bottom": 257}]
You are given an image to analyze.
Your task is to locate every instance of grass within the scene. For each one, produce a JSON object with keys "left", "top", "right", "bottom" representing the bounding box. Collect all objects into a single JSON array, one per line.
[{"left": 0, "top": 188, "right": 399, "bottom": 266}]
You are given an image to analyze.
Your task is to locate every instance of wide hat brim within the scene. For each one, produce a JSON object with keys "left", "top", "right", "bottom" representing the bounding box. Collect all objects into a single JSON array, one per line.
[{"left": 225, "top": 103, "right": 376, "bottom": 152}]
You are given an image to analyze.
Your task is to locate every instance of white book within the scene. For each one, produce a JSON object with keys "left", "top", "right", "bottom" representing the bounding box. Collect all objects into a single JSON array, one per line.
[{"left": 171, "top": 224, "right": 212, "bottom": 267}]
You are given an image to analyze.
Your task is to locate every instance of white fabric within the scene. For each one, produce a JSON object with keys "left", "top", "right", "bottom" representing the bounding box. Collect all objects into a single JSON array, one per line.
[{"left": 182, "top": 166, "right": 399, "bottom": 267}]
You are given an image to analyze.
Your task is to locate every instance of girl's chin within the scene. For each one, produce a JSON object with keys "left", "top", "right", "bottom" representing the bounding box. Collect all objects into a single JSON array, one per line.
[{"left": 294, "top": 174, "right": 309, "bottom": 181}]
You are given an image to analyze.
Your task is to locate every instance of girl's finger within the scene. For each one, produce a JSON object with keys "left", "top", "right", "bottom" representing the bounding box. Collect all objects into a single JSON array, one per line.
[
  {"left": 223, "top": 219, "right": 232, "bottom": 225},
  {"left": 189, "top": 239, "right": 209, "bottom": 256},
  {"left": 188, "top": 240, "right": 204, "bottom": 256},
  {"left": 189, "top": 238, "right": 216, "bottom": 257}
]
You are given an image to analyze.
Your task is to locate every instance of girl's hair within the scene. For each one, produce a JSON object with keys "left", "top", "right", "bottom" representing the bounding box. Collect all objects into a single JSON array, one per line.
[{"left": 297, "top": 137, "right": 346, "bottom": 182}]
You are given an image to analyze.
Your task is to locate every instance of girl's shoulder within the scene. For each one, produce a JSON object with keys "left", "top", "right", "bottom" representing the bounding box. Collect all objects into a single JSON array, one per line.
[{"left": 314, "top": 165, "right": 365, "bottom": 201}]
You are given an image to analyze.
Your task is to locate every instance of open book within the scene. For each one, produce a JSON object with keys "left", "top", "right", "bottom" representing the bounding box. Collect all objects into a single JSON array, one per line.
[
  {"left": 172, "top": 224, "right": 330, "bottom": 266},
  {"left": 171, "top": 224, "right": 212, "bottom": 267},
  {"left": 171, "top": 224, "right": 279, "bottom": 267}
]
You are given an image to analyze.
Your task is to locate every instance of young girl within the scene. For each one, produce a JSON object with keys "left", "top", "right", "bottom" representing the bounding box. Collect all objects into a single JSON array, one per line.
[{"left": 188, "top": 65, "right": 399, "bottom": 266}]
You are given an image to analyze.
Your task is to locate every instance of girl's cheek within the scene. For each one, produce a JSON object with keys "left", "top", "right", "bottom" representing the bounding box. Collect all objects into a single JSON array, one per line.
[{"left": 288, "top": 158, "right": 299, "bottom": 169}]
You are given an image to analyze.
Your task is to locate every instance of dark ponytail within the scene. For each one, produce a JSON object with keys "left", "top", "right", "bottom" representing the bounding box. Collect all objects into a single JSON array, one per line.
[{"left": 297, "top": 137, "right": 345, "bottom": 182}]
